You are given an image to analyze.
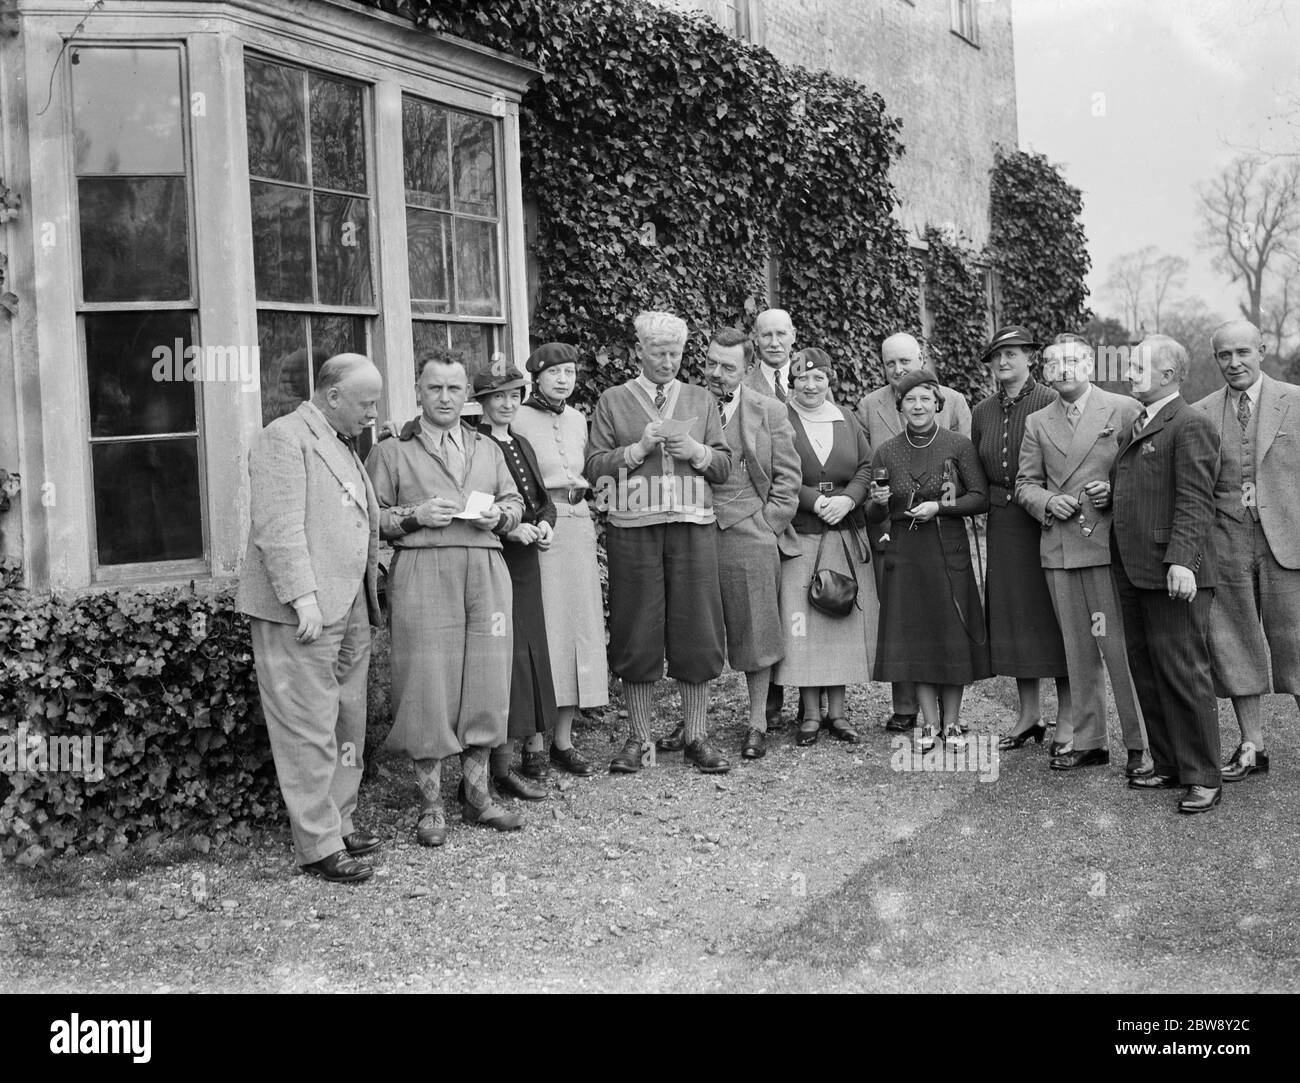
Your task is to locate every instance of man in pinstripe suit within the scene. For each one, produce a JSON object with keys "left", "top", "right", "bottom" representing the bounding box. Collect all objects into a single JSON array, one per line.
[{"left": 1103, "top": 335, "right": 1222, "bottom": 813}]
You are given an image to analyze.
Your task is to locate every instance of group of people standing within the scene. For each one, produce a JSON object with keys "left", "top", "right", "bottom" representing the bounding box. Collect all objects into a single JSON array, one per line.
[{"left": 236, "top": 309, "right": 1298, "bottom": 883}]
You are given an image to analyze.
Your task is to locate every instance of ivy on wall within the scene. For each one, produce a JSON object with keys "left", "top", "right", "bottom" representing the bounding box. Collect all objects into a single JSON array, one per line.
[
  {"left": 352, "top": 0, "right": 918, "bottom": 406},
  {"left": 921, "top": 225, "right": 992, "bottom": 404}
]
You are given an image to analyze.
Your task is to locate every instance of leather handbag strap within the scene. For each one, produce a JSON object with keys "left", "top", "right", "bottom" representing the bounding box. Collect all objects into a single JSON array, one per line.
[{"left": 811, "top": 526, "right": 858, "bottom": 586}]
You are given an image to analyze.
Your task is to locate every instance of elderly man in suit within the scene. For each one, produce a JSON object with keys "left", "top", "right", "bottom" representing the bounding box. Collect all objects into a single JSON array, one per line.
[
  {"left": 1103, "top": 335, "right": 1222, "bottom": 813},
  {"left": 855, "top": 331, "right": 972, "bottom": 732},
  {"left": 1194, "top": 319, "right": 1300, "bottom": 781},
  {"left": 656, "top": 327, "right": 801, "bottom": 760},
  {"left": 1016, "top": 334, "right": 1151, "bottom": 776},
  {"left": 744, "top": 307, "right": 796, "bottom": 402},
  {"left": 237, "top": 354, "right": 383, "bottom": 883}
]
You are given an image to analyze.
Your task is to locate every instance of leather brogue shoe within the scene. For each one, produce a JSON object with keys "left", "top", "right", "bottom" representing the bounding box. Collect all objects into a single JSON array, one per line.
[
  {"left": 1128, "top": 773, "right": 1178, "bottom": 790},
  {"left": 342, "top": 829, "right": 382, "bottom": 857},
  {"left": 1222, "top": 743, "right": 1269, "bottom": 783},
  {"left": 1050, "top": 748, "right": 1109, "bottom": 771},
  {"left": 416, "top": 806, "right": 448, "bottom": 847},
  {"left": 885, "top": 713, "right": 915, "bottom": 733},
  {"left": 521, "top": 747, "right": 552, "bottom": 781},
  {"left": 495, "top": 769, "right": 548, "bottom": 801},
  {"left": 549, "top": 744, "right": 596, "bottom": 776},
  {"left": 741, "top": 728, "right": 767, "bottom": 759},
  {"left": 1178, "top": 784, "right": 1222, "bottom": 814},
  {"left": 608, "top": 737, "right": 645, "bottom": 774},
  {"left": 463, "top": 802, "right": 524, "bottom": 831},
  {"left": 1126, "top": 749, "right": 1153, "bottom": 778},
  {"left": 656, "top": 723, "right": 686, "bottom": 753},
  {"left": 302, "top": 850, "right": 373, "bottom": 883},
  {"left": 684, "top": 737, "right": 731, "bottom": 774}
]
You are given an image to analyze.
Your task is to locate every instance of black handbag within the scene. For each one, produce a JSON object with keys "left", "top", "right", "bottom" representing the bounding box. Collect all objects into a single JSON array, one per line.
[{"left": 808, "top": 527, "right": 859, "bottom": 617}]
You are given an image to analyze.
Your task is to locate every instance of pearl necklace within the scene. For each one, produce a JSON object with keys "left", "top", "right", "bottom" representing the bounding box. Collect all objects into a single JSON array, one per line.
[{"left": 905, "top": 427, "right": 938, "bottom": 449}]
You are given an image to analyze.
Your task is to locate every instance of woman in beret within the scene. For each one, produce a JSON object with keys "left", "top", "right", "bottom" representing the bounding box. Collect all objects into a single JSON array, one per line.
[
  {"left": 773, "top": 347, "right": 875, "bottom": 746},
  {"left": 970, "top": 326, "right": 1072, "bottom": 751},
  {"left": 474, "top": 367, "right": 558, "bottom": 801},
  {"left": 510, "top": 343, "right": 609, "bottom": 777},
  {"left": 868, "top": 369, "right": 991, "bottom": 748}
]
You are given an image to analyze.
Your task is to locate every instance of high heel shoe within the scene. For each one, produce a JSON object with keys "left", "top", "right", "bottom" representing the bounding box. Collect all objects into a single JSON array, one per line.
[{"left": 997, "top": 723, "right": 1047, "bottom": 750}]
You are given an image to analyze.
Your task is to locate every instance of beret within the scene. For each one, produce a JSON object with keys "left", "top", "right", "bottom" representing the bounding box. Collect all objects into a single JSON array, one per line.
[
  {"left": 790, "top": 347, "right": 834, "bottom": 378},
  {"left": 525, "top": 342, "right": 579, "bottom": 374},
  {"left": 894, "top": 367, "right": 942, "bottom": 403}
]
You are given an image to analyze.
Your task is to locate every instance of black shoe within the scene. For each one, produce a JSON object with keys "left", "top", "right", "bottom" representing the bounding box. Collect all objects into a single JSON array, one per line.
[
  {"left": 1048, "top": 740, "right": 1071, "bottom": 757},
  {"left": 549, "top": 744, "right": 597, "bottom": 777},
  {"left": 796, "top": 718, "right": 819, "bottom": 747},
  {"left": 1222, "top": 743, "right": 1269, "bottom": 782},
  {"left": 520, "top": 747, "right": 552, "bottom": 781},
  {"left": 1051, "top": 748, "right": 1109, "bottom": 771},
  {"left": 416, "top": 806, "right": 448, "bottom": 847},
  {"left": 656, "top": 723, "right": 686, "bottom": 753},
  {"left": 462, "top": 802, "right": 524, "bottom": 830},
  {"left": 1126, "top": 750, "right": 1153, "bottom": 778},
  {"left": 302, "top": 850, "right": 373, "bottom": 883},
  {"left": 608, "top": 738, "right": 645, "bottom": 774},
  {"left": 342, "top": 829, "right": 381, "bottom": 857},
  {"left": 495, "top": 769, "right": 548, "bottom": 801},
  {"left": 1178, "top": 784, "right": 1222, "bottom": 814},
  {"left": 684, "top": 737, "right": 731, "bottom": 774},
  {"left": 765, "top": 683, "right": 784, "bottom": 730},
  {"left": 998, "top": 723, "right": 1047, "bottom": 750},
  {"left": 741, "top": 728, "right": 767, "bottom": 759},
  {"left": 822, "top": 716, "right": 860, "bottom": 744},
  {"left": 885, "top": 713, "right": 915, "bottom": 732},
  {"left": 1128, "top": 773, "right": 1178, "bottom": 790}
]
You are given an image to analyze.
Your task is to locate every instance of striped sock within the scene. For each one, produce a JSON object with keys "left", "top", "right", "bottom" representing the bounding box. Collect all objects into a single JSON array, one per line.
[
  {"left": 679, "top": 680, "right": 709, "bottom": 744},
  {"left": 623, "top": 681, "right": 656, "bottom": 742},
  {"left": 460, "top": 746, "right": 493, "bottom": 810},
  {"left": 746, "top": 668, "right": 770, "bottom": 731}
]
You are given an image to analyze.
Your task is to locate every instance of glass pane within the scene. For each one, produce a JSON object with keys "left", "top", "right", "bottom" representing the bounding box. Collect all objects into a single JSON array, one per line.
[
  {"left": 250, "top": 182, "right": 312, "bottom": 302},
  {"left": 411, "top": 320, "right": 446, "bottom": 358},
  {"left": 402, "top": 97, "right": 449, "bottom": 209},
  {"left": 310, "top": 75, "right": 366, "bottom": 194},
  {"left": 72, "top": 47, "right": 184, "bottom": 175},
  {"left": 314, "top": 195, "right": 371, "bottom": 305},
  {"left": 257, "top": 311, "right": 309, "bottom": 426},
  {"left": 454, "top": 218, "right": 500, "bottom": 316},
  {"left": 406, "top": 207, "right": 452, "bottom": 311},
  {"left": 450, "top": 112, "right": 496, "bottom": 216},
  {"left": 244, "top": 58, "right": 307, "bottom": 184},
  {"left": 310, "top": 315, "right": 367, "bottom": 373},
  {"left": 93, "top": 439, "right": 203, "bottom": 565},
  {"left": 86, "top": 312, "right": 197, "bottom": 438},
  {"left": 78, "top": 177, "right": 190, "bottom": 302},
  {"left": 449, "top": 323, "right": 495, "bottom": 381}
]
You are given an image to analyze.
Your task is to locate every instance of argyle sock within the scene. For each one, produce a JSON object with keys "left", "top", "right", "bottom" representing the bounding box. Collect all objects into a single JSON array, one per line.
[
  {"left": 746, "top": 668, "right": 770, "bottom": 732},
  {"left": 413, "top": 757, "right": 441, "bottom": 809},
  {"left": 679, "top": 680, "right": 709, "bottom": 744},
  {"left": 490, "top": 741, "right": 514, "bottom": 779},
  {"left": 623, "top": 681, "right": 656, "bottom": 742},
  {"left": 460, "top": 746, "right": 493, "bottom": 811}
]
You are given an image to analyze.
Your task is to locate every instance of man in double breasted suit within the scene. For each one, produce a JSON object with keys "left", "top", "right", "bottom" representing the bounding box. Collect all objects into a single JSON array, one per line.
[
  {"left": 657, "top": 328, "right": 801, "bottom": 760},
  {"left": 1017, "top": 334, "right": 1150, "bottom": 776},
  {"left": 238, "top": 354, "right": 384, "bottom": 881},
  {"left": 1194, "top": 319, "right": 1300, "bottom": 782},
  {"left": 1103, "top": 335, "right": 1222, "bottom": 813}
]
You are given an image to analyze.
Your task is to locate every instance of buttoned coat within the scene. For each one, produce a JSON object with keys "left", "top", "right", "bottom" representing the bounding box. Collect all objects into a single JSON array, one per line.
[
  {"left": 1016, "top": 386, "right": 1142, "bottom": 569},
  {"left": 722, "top": 383, "right": 802, "bottom": 558},
  {"left": 237, "top": 402, "right": 381, "bottom": 627},
  {"left": 1194, "top": 373, "right": 1300, "bottom": 570},
  {"left": 743, "top": 362, "right": 784, "bottom": 399}
]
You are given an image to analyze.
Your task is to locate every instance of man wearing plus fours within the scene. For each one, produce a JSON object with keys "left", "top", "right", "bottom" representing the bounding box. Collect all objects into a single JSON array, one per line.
[
  {"left": 1104, "top": 335, "right": 1222, "bottom": 814},
  {"left": 237, "top": 354, "right": 384, "bottom": 883}
]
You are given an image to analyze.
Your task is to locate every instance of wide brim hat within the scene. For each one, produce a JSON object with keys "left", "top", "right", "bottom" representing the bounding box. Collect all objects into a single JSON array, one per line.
[
  {"left": 471, "top": 366, "right": 527, "bottom": 399},
  {"left": 894, "top": 367, "right": 942, "bottom": 402},
  {"left": 790, "top": 347, "right": 835, "bottom": 378},
  {"left": 525, "top": 342, "right": 579, "bottom": 374},
  {"left": 980, "top": 325, "right": 1042, "bottom": 364}
]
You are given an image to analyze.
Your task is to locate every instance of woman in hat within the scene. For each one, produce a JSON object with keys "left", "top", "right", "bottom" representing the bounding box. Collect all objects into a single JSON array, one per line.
[
  {"left": 773, "top": 347, "right": 875, "bottom": 746},
  {"left": 474, "top": 367, "right": 558, "bottom": 801},
  {"left": 868, "top": 370, "right": 991, "bottom": 747},
  {"left": 510, "top": 343, "right": 609, "bottom": 777},
  {"left": 970, "top": 326, "right": 1072, "bottom": 750}
]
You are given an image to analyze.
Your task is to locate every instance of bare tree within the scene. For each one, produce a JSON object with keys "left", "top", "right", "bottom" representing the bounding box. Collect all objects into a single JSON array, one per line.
[
  {"left": 1150, "top": 254, "right": 1187, "bottom": 333},
  {"left": 1103, "top": 247, "right": 1186, "bottom": 333},
  {"left": 1196, "top": 156, "right": 1300, "bottom": 327}
]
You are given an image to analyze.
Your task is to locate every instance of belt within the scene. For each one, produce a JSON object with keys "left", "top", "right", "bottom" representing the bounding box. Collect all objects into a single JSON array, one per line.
[{"left": 548, "top": 486, "right": 588, "bottom": 505}]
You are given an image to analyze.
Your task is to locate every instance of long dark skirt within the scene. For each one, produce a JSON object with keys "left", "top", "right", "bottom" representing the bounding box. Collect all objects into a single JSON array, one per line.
[
  {"left": 501, "top": 541, "right": 559, "bottom": 739},
  {"left": 874, "top": 515, "right": 991, "bottom": 685},
  {"left": 984, "top": 502, "right": 1068, "bottom": 677}
]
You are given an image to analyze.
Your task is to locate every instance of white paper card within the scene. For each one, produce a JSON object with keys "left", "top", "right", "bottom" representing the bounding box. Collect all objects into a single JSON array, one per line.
[{"left": 454, "top": 490, "right": 495, "bottom": 519}]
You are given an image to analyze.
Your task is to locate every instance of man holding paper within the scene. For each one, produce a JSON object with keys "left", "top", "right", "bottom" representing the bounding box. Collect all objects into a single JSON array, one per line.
[{"left": 365, "top": 349, "right": 526, "bottom": 841}]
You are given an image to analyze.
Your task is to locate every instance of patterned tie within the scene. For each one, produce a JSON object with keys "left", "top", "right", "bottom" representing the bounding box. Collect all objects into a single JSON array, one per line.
[
  {"left": 1067, "top": 402, "right": 1080, "bottom": 430},
  {"left": 1132, "top": 414, "right": 1146, "bottom": 443},
  {"left": 774, "top": 370, "right": 787, "bottom": 403},
  {"left": 654, "top": 386, "right": 667, "bottom": 411},
  {"left": 1237, "top": 392, "right": 1252, "bottom": 429}
]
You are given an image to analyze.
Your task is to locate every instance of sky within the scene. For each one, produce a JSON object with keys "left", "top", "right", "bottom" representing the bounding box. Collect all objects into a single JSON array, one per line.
[{"left": 1012, "top": 0, "right": 1300, "bottom": 326}]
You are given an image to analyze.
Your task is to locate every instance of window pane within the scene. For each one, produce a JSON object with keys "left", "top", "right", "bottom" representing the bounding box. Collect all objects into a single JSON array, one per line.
[
  {"left": 449, "top": 323, "right": 496, "bottom": 380},
  {"left": 454, "top": 218, "right": 500, "bottom": 316},
  {"left": 311, "top": 315, "right": 367, "bottom": 367},
  {"left": 78, "top": 177, "right": 190, "bottom": 302},
  {"left": 310, "top": 75, "right": 366, "bottom": 194},
  {"left": 314, "top": 194, "right": 372, "bottom": 304},
  {"left": 72, "top": 47, "right": 184, "bottom": 175},
  {"left": 411, "top": 320, "right": 445, "bottom": 358},
  {"left": 406, "top": 207, "right": 453, "bottom": 312},
  {"left": 250, "top": 182, "right": 312, "bottom": 302},
  {"left": 245, "top": 58, "right": 307, "bottom": 184},
  {"left": 93, "top": 439, "right": 203, "bottom": 565},
  {"left": 449, "top": 112, "right": 496, "bottom": 216},
  {"left": 402, "top": 98, "right": 449, "bottom": 209},
  {"left": 86, "top": 312, "right": 196, "bottom": 438},
  {"left": 257, "top": 311, "right": 309, "bottom": 426}
]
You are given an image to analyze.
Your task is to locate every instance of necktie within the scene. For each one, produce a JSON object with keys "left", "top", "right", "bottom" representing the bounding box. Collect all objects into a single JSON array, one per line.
[
  {"left": 337, "top": 431, "right": 357, "bottom": 456},
  {"left": 1132, "top": 415, "right": 1146, "bottom": 443},
  {"left": 1066, "top": 403, "right": 1080, "bottom": 430},
  {"left": 1237, "top": 393, "right": 1252, "bottom": 429},
  {"left": 442, "top": 431, "right": 464, "bottom": 477},
  {"left": 774, "top": 370, "right": 787, "bottom": 402},
  {"left": 654, "top": 386, "right": 666, "bottom": 411},
  {"left": 717, "top": 391, "right": 734, "bottom": 418}
]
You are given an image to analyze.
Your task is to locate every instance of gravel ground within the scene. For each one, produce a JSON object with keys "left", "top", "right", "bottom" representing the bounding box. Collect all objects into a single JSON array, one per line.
[{"left": 2, "top": 672, "right": 1296, "bottom": 993}]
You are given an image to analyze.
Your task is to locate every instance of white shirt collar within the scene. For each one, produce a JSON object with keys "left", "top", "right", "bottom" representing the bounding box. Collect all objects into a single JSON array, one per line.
[
  {"left": 1144, "top": 389, "right": 1181, "bottom": 425},
  {"left": 760, "top": 361, "right": 790, "bottom": 391},
  {"left": 1064, "top": 384, "right": 1093, "bottom": 415},
  {"left": 1235, "top": 374, "right": 1264, "bottom": 406},
  {"left": 635, "top": 373, "right": 677, "bottom": 401}
]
